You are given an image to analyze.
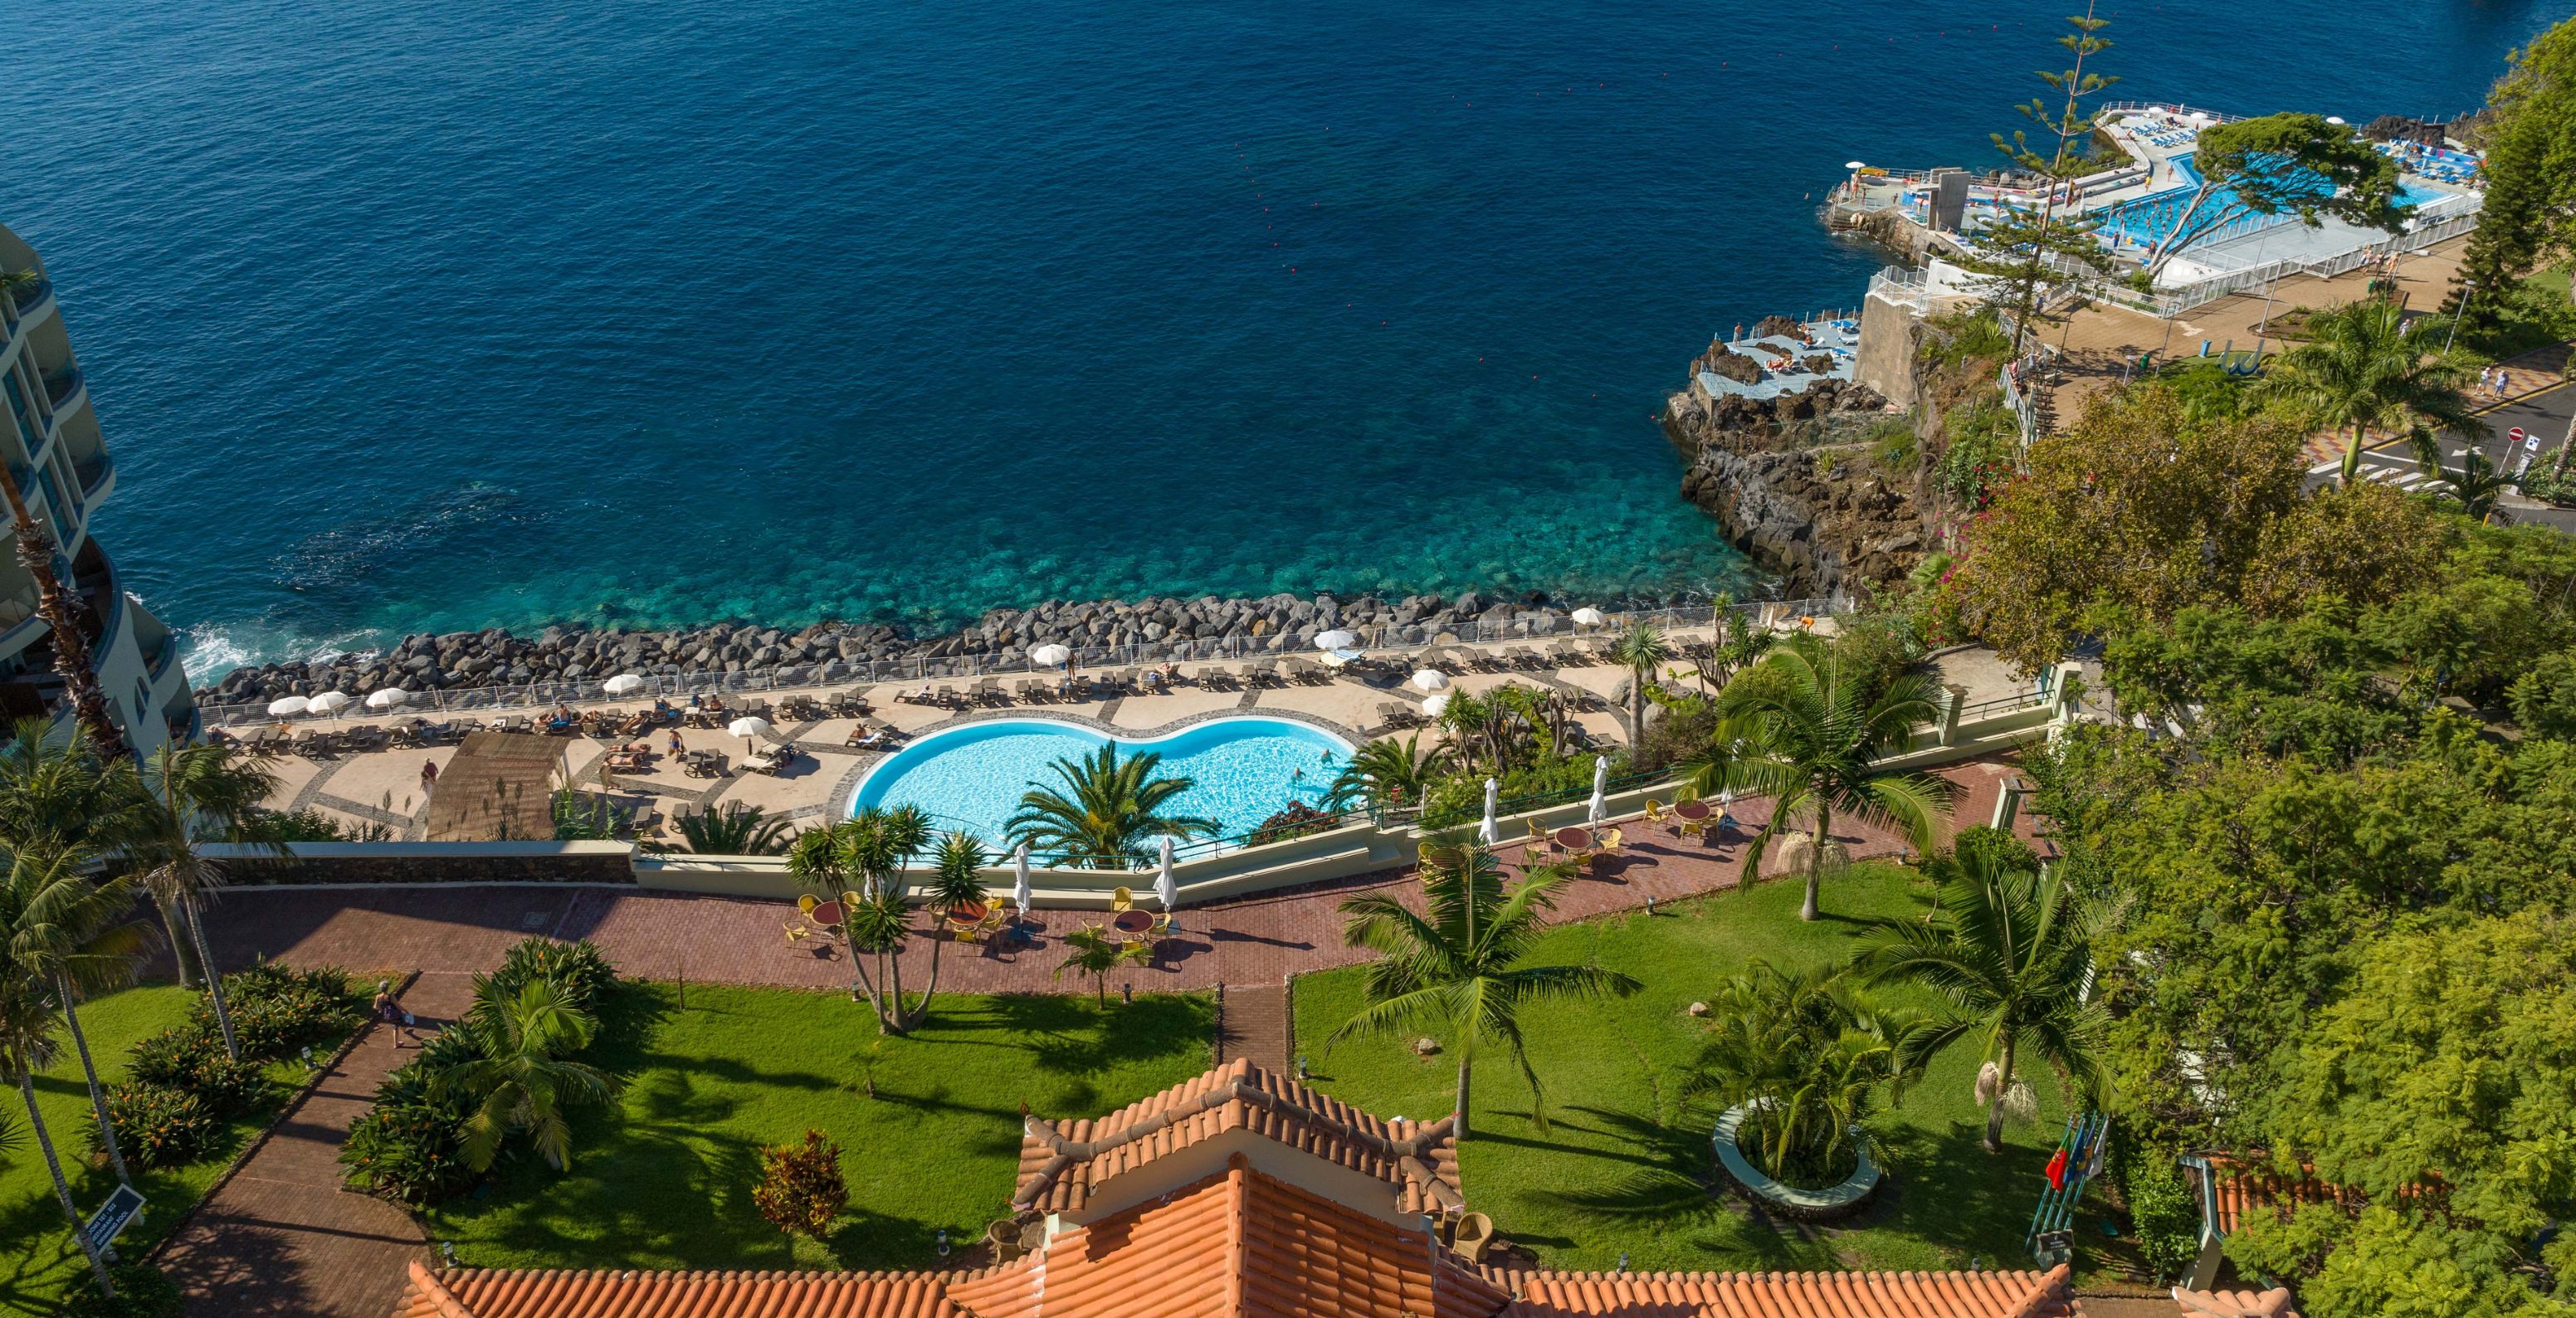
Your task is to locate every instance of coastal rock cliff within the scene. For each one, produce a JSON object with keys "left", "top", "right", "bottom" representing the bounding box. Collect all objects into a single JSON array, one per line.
[{"left": 1662, "top": 345, "right": 1947, "bottom": 601}]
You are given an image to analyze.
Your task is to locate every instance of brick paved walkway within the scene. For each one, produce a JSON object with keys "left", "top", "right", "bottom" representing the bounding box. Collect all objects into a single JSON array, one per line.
[
  {"left": 157, "top": 972, "right": 476, "bottom": 1318},
  {"left": 195, "top": 762, "right": 2039, "bottom": 998},
  {"left": 1217, "top": 983, "right": 1290, "bottom": 1072}
]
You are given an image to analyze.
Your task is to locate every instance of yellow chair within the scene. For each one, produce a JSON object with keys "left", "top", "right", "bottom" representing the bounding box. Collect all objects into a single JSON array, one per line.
[
  {"left": 1525, "top": 818, "right": 1547, "bottom": 842},
  {"left": 1642, "top": 799, "right": 1668, "bottom": 826},
  {"left": 797, "top": 893, "right": 818, "bottom": 915},
  {"left": 783, "top": 922, "right": 810, "bottom": 945},
  {"left": 1678, "top": 814, "right": 1707, "bottom": 840},
  {"left": 1522, "top": 845, "right": 1549, "bottom": 867},
  {"left": 1600, "top": 826, "right": 1625, "bottom": 853},
  {"left": 1111, "top": 886, "right": 1133, "bottom": 913}
]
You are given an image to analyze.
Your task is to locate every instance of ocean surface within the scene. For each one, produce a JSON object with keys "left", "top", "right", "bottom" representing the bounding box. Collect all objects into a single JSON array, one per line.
[{"left": 2, "top": 0, "right": 2562, "bottom": 676}]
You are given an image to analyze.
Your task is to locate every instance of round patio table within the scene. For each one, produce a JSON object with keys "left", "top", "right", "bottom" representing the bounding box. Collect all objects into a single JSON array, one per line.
[
  {"left": 946, "top": 901, "right": 989, "bottom": 928},
  {"left": 809, "top": 900, "right": 845, "bottom": 927},
  {"left": 1112, "top": 910, "right": 1154, "bottom": 937},
  {"left": 1552, "top": 827, "right": 1595, "bottom": 851},
  {"left": 1673, "top": 799, "right": 1713, "bottom": 822}
]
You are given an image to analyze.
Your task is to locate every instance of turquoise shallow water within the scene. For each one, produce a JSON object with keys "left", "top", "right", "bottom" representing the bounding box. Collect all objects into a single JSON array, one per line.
[
  {"left": 0, "top": 0, "right": 2558, "bottom": 674},
  {"left": 852, "top": 717, "right": 1353, "bottom": 854}
]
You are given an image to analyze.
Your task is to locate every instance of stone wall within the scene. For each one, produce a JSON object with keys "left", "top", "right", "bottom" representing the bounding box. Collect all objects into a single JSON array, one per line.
[{"left": 202, "top": 842, "right": 637, "bottom": 886}]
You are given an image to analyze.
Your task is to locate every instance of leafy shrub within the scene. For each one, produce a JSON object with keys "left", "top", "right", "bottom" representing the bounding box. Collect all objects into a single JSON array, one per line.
[
  {"left": 95, "top": 1082, "right": 220, "bottom": 1169},
  {"left": 128, "top": 1028, "right": 221, "bottom": 1089},
  {"left": 2519, "top": 464, "right": 2576, "bottom": 506},
  {"left": 339, "top": 1032, "right": 478, "bottom": 1204},
  {"left": 2508, "top": 650, "right": 2576, "bottom": 738},
  {"left": 1936, "top": 396, "right": 2019, "bottom": 509},
  {"left": 1920, "top": 309, "right": 2012, "bottom": 369},
  {"left": 178, "top": 1051, "right": 273, "bottom": 1119},
  {"left": 191, "top": 963, "right": 363, "bottom": 1062},
  {"left": 753, "top": 1129, "right": 848, "bottom": 1238},
  {"left": 1868, "top": 417, "right": 1921, "bottom": 475},
  {"left": 1248, "top": 802, "right": 1338, "bottom": 846},
  {"left": 482, "top": 937, "right": 617, "bottom": 1015},
  {"left": 2125, "top": 1158, "right": 2203, "bottom": 1283},
  {"left": 61, "top": 1260, "right": 185, "bottom": 1318},
  {"left": 1947, "top": 825, "right": 2039, "bottom": 877}
]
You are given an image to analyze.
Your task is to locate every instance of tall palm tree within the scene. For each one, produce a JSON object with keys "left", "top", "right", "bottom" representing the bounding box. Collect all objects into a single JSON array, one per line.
[
  {"left": 1611, "top": 622, "right": 1672, "bottom": 746},
  {"left": 786, "top": 807, "right": 934, "bottom": 1028},
  {"left": 675, "top": 802, "right": 793, "bottom": 855},
  {"left": 0, "top": 852, "right": 148, "bottom": 1186},
  {"left": 1007, "top": 744, "right": 1216, "bottom": 870},
  {"left": 889, "top": 830, "right": 991, "bottom": 1032},
  {"left": 1856, "top": 851, "right": 2112, "bottom": 1154},
  {"left": 1683, "top": 634, "right": 1949, "bottom": 921},
  {"left": 0, "top": 974, "right": 115, "bottom": 1294},
  {"left": 2406, "top": 426, "right": 2515, "bottom": 525},
  {"left": 1053, "top": 925, "right": 1145, "bottom": 1006},
  {"left": 437, "top": 978, "right": 619, "bottom": 1172},
  {"left": 1681, "top": 961, "right": 1926, "bottom": 1186},
  {"left": 114, "top": 741, "right": 283, "bottom": 1058},
  {"left": 0, "top": 469, "right": 127, "bottom": 760},
  {"left": 1327, "top": 733, "right": 1451, "bottom": 817},
  {"left": 2255, "top": 296, "right": 2479, "bottom": 487},
  {"left": 1329, "top": 839, "right": 1639, "bottom": 1137},
  {"left": 1432, "top": 689, "right": 1497, "bottom": 777}
]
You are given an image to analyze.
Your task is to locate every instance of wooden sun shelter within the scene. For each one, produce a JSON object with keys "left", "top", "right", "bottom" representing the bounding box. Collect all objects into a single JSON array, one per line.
[{"left": 422, "top": 731, "right": 566, "bottom": 841}]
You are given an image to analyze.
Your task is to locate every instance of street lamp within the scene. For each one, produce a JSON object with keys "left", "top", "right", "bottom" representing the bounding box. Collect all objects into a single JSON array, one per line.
[{"left": 2446, "top": 279, "right": 2478, "bottom": 354}]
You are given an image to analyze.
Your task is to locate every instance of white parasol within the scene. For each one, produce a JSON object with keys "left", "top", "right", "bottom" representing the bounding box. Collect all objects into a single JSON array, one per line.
[
  {"left": 1571, "top": 607, "right": 1608, "bottom": 627},
  {"left": 1587, "top": 754, "right": 1610, "bottom": 824},
  {"left": 266, "top": 696, "right": 311, "bottom": 717},
  {"left": 1422, "top": 690, "right": 1452, "bottom": 717},
  {"left": 1477, "top": 777, "right": 1500, "bottom": 846},
  {"left": 1012, "top": 843, "right": 1033, "bottom": 915},
  {"left": 1409, "top": 669, "right": 1450, "bottom": 692},
  {"left": 728, "top": 715, "right": 773, "bottom": 753},
  {"left": 364, "top": 688, "right": 411, "bottom": 710},
  {"left": 307, "top": 691, "right": 351, "bottom": 716},
  {"left": 1030, "top": 644, "right": 1071, "bottom": 668},
  {"left": 1156, "top": 836, "right": 1178, "bottom": 911},
  {"left": 1312, "top": 629, "right": 1358, "bottom": 652},
  {"left": 603, "top": 673, "right": 645, "bottom": 696}
]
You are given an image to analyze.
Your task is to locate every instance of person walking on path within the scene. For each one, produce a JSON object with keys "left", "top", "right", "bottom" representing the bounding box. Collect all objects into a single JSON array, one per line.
[
  {"left": 420, "top": 759, "right": 439, "bottom": 795},
  {"left": 372, "top": 982, "right": 412, "bottom": 1050}
]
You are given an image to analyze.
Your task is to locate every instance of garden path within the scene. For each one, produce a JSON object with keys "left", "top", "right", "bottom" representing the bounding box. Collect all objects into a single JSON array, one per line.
[{"left": 154, "top": 971, "right": 476, "bottom": 1318}]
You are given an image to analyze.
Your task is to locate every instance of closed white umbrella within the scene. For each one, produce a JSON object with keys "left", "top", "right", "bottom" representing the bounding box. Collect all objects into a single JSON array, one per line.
[
  {"left": 1313, "top": 629, "right": 1358, "bottom": 652},
  {"left": 603, "top": 673, "right": 645, "bottom": 696},
  {"left": 1478, "top": 777, "right": 1500, "bottom": 846},
  {"left": 364, "top": 688, "right": 410, "bottom": 710},
  {"left": 1410, "top": 669, "right": 1450, "bottom": 692},
  {"left": 1156, "top": 836, "right": 1178, "bottom": 911},
  {"left": 1030, "top": 643, "right": 1071, "bottom": 668},
  {"left": 307, "top": 691, "right": 351, "bottom": 716},
  {"left": 266, "top": 696, "right": 311, "bottom": 718},
  {"left": 1012, "top": 844, "right": 1033, "bottom": 916},
  {"left": 1843, "top": 160, "right": 1866, "bottom": 170},
  {"left": 728, "top": 715, "right": 773, "bottom": 753},
  {"left": 1587, "top": 754, "right": 1610, "bottom": 824},
  {"left": 1422, "top": 690, "right": 1452, "bottom": 717},
  {"left": 1571, "top": 607, "right": 1608, "bottom": 627}
]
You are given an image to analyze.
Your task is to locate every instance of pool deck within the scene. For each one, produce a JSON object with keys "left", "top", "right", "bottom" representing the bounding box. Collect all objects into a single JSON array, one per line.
[{"left": 247, "top": 629, "right": 2040, "bottom": 842}]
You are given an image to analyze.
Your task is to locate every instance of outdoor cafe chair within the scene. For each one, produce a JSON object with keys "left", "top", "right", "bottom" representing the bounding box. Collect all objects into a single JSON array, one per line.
[{"left": 1110, "top": 886, "right": 1133, "bottom": 913}]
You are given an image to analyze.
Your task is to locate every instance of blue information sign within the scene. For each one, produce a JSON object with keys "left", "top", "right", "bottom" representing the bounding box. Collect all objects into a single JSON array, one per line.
[{"left": 83, "top": 1184, "right": 145, "bottom": 1253}]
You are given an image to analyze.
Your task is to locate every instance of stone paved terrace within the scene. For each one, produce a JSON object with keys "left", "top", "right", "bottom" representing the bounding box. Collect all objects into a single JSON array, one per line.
[
  {"left": 237, "top": 623, "right": 2044, "bottom": 843},
  {"left": 193, "top": 759, "right": 2045, "bottom": 996}
]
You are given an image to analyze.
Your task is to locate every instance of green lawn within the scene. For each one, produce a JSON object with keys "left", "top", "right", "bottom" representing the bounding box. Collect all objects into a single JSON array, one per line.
[
  {"left": 426, "top": 984, "right": 1216, "bottom": 1272},
  {"left": 1292, "top": 865, "right": 2119, "bottom": 1279},
  {"left": 0, "top": 984, "right": 345, "bottom": 1317}
]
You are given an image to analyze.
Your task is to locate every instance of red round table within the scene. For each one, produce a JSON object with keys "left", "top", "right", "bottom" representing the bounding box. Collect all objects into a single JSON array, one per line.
[
  {"left": 809, "top": 900, "right": 844, "bottom": 927},
  {"left": 946, "top": 901, "right": 990, "bottom": 928},
  {"left": 1112, "top": 910, "right": 1154, "bottom": 936},
  {"left": 1673, "top": 799, "right": 1712, "bottom": 821},
  {"left": 1552, "top": 827, "right": 1595, "bottom": 851}
]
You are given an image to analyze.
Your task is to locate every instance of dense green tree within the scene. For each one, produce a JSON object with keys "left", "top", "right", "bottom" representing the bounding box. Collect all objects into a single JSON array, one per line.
[
  {"left": 2101, "top": 602, "right": 2415, "bottom": 764},
  {"left": 2253, "top": 297, "right": 2478, "bottom": 486},
  {"left": 1331, "top": 840, "right": 1638, "bottom": 1137},
  {"left": 2453, "top": 16, "right": 2576, "bottom": 331},
  {"left": 1683, "top": 633, "right": 1947, "bottom": 920},
  {"left": 1006, "top": 745, "right": 1216, "bottom": 870}
]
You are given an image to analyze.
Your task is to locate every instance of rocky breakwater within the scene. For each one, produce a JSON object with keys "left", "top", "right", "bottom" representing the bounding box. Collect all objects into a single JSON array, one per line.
[
  {"left": 198, "top": 591, "right": 1608, "bottom": 707},
  {"left": 1663, "top": 329, "right": 1937, "bottom": 601}
]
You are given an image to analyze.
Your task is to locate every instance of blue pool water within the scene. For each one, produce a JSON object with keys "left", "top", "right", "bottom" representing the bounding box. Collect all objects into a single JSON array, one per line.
[
  {"left": 2095, "top": 155, "right": 2459, "bottom": 250},
  {"left": 852, "top": 717, "right": 1354, "bottom": 855},
  {"left": 2, "top": 0, "right": 2555, "bottom": 674}
]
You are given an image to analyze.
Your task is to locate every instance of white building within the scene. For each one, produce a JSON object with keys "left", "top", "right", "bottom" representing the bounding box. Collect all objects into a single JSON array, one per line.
[{"left": 0, "top": 222, "right": 193, "bottom": 757}]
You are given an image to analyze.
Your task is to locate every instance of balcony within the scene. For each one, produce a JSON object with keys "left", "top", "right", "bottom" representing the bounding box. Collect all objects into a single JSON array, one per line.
[
  {"left": 2, "top": 278, "right": 51, "bottom": 334},
  {"left": 41, "top": 366, "right": 80, "bottom": 412},
  {"left": 75, "top": 452, "right": 110, "bottom": 498}
]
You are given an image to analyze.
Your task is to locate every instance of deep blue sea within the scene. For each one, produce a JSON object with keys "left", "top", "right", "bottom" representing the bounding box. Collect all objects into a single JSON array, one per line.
[{"left": 2, "top": 0, "right": 2562, "bottom": 675}]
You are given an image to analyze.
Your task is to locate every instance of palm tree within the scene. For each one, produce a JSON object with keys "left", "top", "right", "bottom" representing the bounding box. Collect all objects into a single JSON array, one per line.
[
  {"left": 1856, "top": 851, "right": 2112, "bottom": 1154},
  {"left": 786, "top": 808, "right": 934, "bottom": 1028},
  {"left": 1053, "top": 925, "right": 1145, "bottom": 1006},
  {"left": 0, "top": 975, "right": 115, "bottom": 1294},
  {"left": 2406, "top": 426, "right": 2515, "bottom": 525},
  {"left": 1007, "top": 744, "right": 1216, "bottom": 870},
  {"left": 887, "top": 830, "right": 991, "bottom": 1032},
  {"left": 1327, "top": 733, "right": 1451, "bottom": 817},
  {"left": 0, "top": 473, "right": 126, "bottom": 760},
  {"left": 1432, "top": 689, "right": 1497, "bottom": 777},
  {"left": 114, "top": 741, "right": 282, "bottom": 1058},
  {"left": 2255, "top": 296, "right": 2479, "bottom": 487},
  {"left": 1681, "top": 961, "right": 1925, "bottom": 1187},
  {"left": 1329, "top": 839, "right": 1640, "bottom": 1137},
  {"left": 0, "top": 852, "right": 148, "bottom": 1186},
  {"left": 1683, "top": 634, "right": 1949, "bottom": 921},
  {"left": 1612, "top": 622, "right": 1672, "bottom": 746},
  {"left": 676, "top": 802, "right": 793, "bottom": 855},
  {"left": 437, "top": 978, "right": 619, "bottom": 1172}
]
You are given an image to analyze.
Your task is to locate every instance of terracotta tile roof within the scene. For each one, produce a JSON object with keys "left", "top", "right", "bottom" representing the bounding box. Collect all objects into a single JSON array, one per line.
[
  {"left": 2171, "top": 1286, "right": 2297, "bottom": 1317},
  {"left": 2188, "top": 1154, "right": 2366, "bottom": 1237},
  {"left": 1481, "top": 1263, "right": 2083, "bottom": 1318},
  {"left": 1016, "top": 1057, "right": 1461, "bottom": 1217},
  {"left": 391, "top": 1259, "right": 959, "bottom": 1318},
  {"left": 957, "top": 1159, "right": 1488, "bottom": 1318}
]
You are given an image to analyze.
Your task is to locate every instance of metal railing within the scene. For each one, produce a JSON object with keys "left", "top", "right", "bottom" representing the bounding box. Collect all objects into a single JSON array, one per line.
[{"left": 198, "top": 597, "right": 1855, "bottom": 727}]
